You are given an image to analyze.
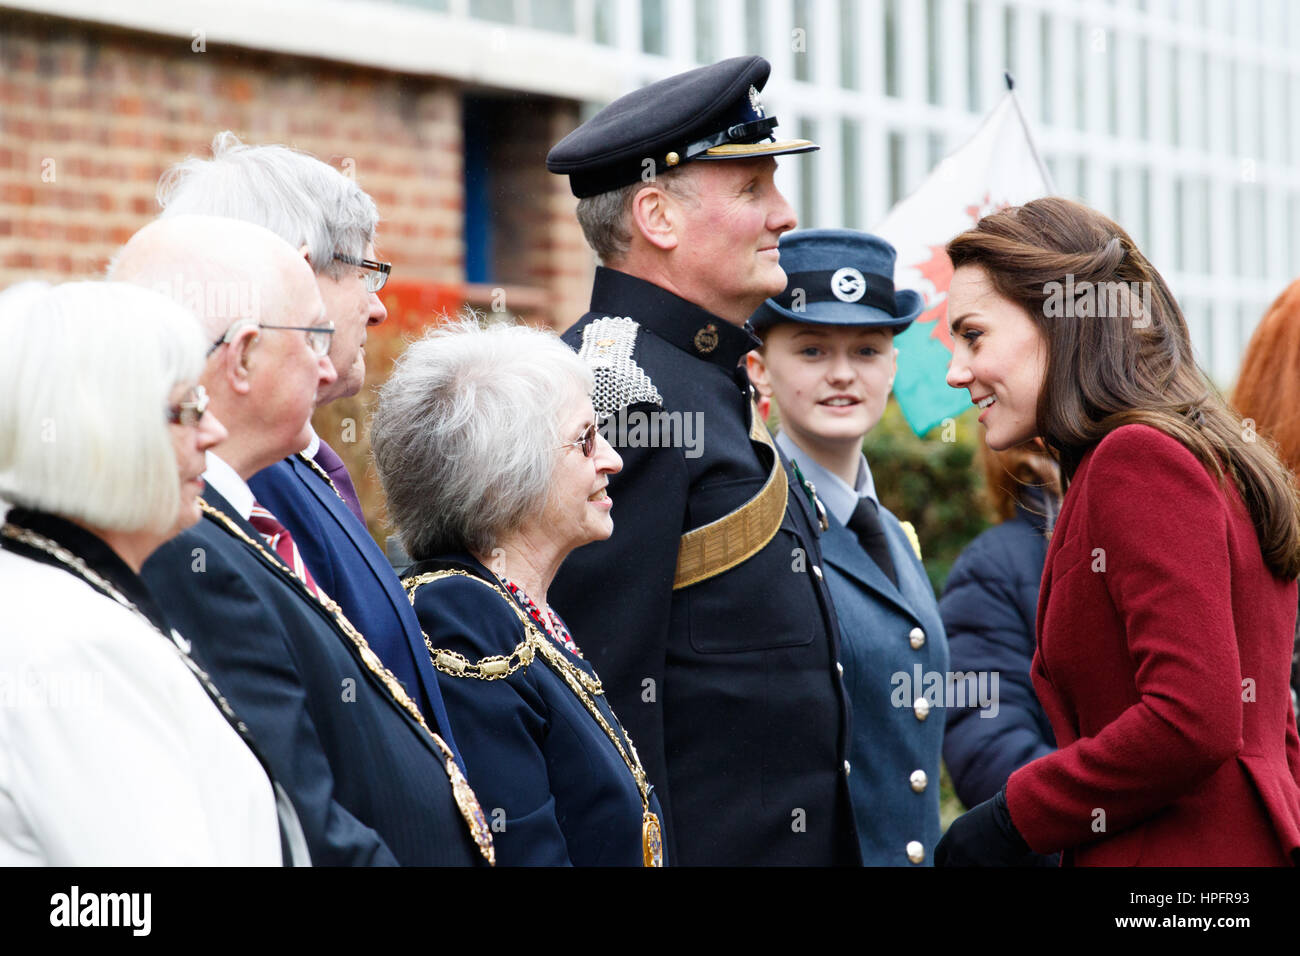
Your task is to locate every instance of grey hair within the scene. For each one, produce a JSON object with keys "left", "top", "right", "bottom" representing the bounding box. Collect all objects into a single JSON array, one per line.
[
  {"left": 575, "top": 165, "right": 695, "bottom": 263},
  {"left": 156, "top": 131, "right": 378, "bottom": 279},
  {"left": 0, "top": 281, "right": 206, "bottom": 533},
  {"left": 371, "top": 317, "right": 594, "bottom": 560}
]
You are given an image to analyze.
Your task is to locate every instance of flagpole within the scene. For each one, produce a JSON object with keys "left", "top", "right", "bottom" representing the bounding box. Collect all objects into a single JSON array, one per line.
[{"left": 1003, "top": 72, "right": 1057, "bottom": 195}]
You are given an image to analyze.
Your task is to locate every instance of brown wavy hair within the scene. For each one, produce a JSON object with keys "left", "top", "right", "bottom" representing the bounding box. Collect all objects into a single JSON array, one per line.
[
  {"left": 947, "top": 197, "right": 1300, "bottom": 579},
  {"left": 1233, "top": 280, "right": 1300, "bottom": 481}
]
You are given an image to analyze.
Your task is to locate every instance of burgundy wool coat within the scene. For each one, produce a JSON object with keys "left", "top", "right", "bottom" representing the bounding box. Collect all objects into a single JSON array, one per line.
[{"left": 1005, "top": 424, "right": 1300, "bottom": 866}]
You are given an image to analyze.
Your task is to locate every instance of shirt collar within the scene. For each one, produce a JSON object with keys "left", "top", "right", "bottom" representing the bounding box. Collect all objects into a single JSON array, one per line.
[
  {"left": 774, "top": 430, "right": 878, "bottom": 526},
  {"left": 301, "top": 426, "right": 320, "bottom": 460},
  {"left": 589, "top": 266, "right": 760, "bottom": 369},
  {"left": 202, "top": 451, "right": 256, "bottom": 521}
]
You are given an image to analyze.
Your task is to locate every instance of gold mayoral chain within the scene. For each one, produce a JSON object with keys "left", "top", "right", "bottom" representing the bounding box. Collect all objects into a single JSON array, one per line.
[
  {"left": 196, "top": 499, "right": 496, "bottom": 865},
  {"left": 405, "top": 568, "right": 664, "bottom": 867},
  {"left": 296, "top": 452, "right": 348, "bottom": 505}
]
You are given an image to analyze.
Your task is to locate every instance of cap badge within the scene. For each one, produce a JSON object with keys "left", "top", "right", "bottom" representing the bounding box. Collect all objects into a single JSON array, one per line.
[
  {"left": 747, "top": 85, "right": 765, "bottom": 119},
  {"left": 694, "top": 323, "right": 719, "bottom": 353},
  {"left": 831, "top": 267, "right": 867, "bottom": 303}
]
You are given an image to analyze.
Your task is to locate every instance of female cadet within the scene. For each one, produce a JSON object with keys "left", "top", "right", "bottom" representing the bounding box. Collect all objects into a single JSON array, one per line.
[{"left": 746, "top": 228, "right": 950, "bottom": 866}]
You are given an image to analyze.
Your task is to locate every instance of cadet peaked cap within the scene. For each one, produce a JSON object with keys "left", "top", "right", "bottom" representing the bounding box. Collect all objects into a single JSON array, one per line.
[
  {"left": 547, "top": 55, "right": 818, "bottom": 198},
  {"left": 750, "top": 229, "right": 925, "bottom": 334}
]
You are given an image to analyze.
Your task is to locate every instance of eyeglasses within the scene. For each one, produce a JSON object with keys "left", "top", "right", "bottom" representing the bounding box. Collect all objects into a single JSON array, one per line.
[
  {"left": 333, "top": 252, "right": 392, "bottom": 293},
  {"left": 167, "top": 384, "right": 209, "bottom": 427},
  {"left": 558, "top": 423, "right": 597, "bottom": 458},
  {"left": 206, "top": 319, "right": 336, "bottom": 358}
]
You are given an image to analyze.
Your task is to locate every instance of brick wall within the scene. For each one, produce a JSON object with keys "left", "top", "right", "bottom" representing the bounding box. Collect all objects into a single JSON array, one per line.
[{"left": 0, "top": 10, "right": 596, "bottom": 541}]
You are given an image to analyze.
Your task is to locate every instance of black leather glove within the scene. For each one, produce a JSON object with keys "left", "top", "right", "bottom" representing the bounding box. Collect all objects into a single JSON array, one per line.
[{"left": 935, "top": 786, "right": 1033, "bottom": 867}]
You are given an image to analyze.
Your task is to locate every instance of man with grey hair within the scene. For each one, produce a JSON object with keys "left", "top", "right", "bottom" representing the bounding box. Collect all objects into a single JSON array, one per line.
[
  {"left": 117, "top": 215, "right": 493, "bottom": 866},
  {"left": 156, "top": 132, "right": 464, "bottom": 764},
  {"left": 546, "top": 57, "right": 861, "bottom": 865}
]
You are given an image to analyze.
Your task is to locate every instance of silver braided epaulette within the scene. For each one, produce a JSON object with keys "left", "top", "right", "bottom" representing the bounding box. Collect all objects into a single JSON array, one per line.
[{"left": 578, "top": 316, "right": 662, "bottom": 419}]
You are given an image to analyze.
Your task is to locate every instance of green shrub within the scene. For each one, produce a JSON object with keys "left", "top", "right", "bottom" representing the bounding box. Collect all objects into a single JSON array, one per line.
[{"left": 862, "top": 399, "right": 991, "bottom": 594}]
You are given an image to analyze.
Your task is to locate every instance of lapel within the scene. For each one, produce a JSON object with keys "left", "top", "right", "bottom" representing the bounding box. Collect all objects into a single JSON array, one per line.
[
  {"left": 820, "top": 510, "right": 919, "bottom": 621},
  {"left": 288, "top": 456, "right": 400, "bottom": 595},
  {"left": 197, "top": 484, "right": 439, "bottom": 749},
  {"left": 286, "top": 455, "right": 432, "bottom": 664}
]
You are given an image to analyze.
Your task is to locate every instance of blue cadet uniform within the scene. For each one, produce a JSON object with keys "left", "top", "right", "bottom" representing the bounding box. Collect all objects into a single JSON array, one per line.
[
  {"left": 750, "top": 229, "right": 950, "bottom": 866},
  {"left": 547, "top": 57, "right": 860, "bottom": 866},
  {"left": 404, "top": 554, "right": 666, "bottom": 867}
]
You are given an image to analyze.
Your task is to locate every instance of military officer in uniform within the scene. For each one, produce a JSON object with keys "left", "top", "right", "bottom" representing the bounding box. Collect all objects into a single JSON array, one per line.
[
  {"left": 546, "top": 56, "right": 860, "bottom": 865},
  {"left": 746, "top": 229, "right": 950, "bottom": 865}
]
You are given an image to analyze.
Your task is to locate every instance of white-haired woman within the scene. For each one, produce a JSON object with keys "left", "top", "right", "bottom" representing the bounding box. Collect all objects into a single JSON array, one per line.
[
  {"left": 0, "top": 281, "right": 300, "bottom": 865},
  {"left": 372, "top": 318, "right": 665, "bottom": 867}
]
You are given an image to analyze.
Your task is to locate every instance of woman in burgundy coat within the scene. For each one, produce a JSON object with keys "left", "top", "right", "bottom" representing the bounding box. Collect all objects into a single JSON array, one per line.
[{"left": 936, "top": 197, "right": 1300, "bottom": 867}]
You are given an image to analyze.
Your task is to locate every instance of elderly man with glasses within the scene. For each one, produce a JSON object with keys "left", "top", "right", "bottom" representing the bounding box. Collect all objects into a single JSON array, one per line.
[
  {"left": 153, "top": 133, "right": 464, "bottom": 769},
  {"left": 114, "top": 214, "right": 494, "bottom": 867}
]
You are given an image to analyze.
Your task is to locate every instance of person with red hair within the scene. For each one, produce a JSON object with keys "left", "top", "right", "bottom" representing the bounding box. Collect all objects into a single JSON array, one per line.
[{"left": 1233, "top": 280, "right": 1300, "bottom": 719}]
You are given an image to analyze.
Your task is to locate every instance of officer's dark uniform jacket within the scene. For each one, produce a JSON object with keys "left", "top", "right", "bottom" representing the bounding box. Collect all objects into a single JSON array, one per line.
[{"left": 550, "top": 266, "right": 861, "bottom": 865}]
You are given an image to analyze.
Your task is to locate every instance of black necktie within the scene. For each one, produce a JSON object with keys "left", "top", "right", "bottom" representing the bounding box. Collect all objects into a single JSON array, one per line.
[{"left": 847, "top": 498, "right": 898, "bottom": 588}]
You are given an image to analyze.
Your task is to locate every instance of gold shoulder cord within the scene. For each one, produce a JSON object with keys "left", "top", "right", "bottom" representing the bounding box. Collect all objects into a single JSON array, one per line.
[
  {"left": 296, "top": 452, "right": 348, "bottom": 505},
  {"left": 197, "top": 499, "right": 495, "bottom": 865},
  {"left": 405, "top": 569, "right": 664, "bottom": 867}
]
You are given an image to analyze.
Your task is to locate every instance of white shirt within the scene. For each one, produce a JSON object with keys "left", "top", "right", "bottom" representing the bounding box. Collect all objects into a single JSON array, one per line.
[
  {"left": 202, "top": 451, "right": 255, "bottom": 520},
  {"left": 0, "top": 549, "right": 284, "bottom": 865}
]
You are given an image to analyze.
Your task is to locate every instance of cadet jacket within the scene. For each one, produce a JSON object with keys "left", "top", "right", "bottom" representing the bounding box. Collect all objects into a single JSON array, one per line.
[
  {"left": 142, "top": 486, "right": 491, "bottom": 867},
  {"left": 818, "top": 501, "right": 949, "bottom": 866},
  {"left": 248, "top": 454, "right": 462, "bottom": 761},
  {"left": 550, "top": 266, "right": 860, "bottom": 866}
]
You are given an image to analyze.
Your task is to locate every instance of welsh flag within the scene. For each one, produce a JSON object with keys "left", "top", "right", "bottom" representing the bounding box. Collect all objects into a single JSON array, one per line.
[{"left": 875, "top": 85, "right": 1053, "bottom": 436}]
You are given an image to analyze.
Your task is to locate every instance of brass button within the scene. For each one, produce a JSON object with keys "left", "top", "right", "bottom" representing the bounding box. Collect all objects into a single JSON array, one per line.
[
  {"left": 812, "top": 565, "right": 823, "bottom": 579},
  {"left": 913, "top": 697, "right": 930, "bottom": 721},
  {"left": 910, "top": 769, "right": 928, "bottom": 793},
  {"left": 906, "top": 840, "right": 925, "bottom": 864},
  {"left": 908, "top": 627, "right": 925, "bottom": 649},
  {"left": 843, "top": 760, "right": 851, "bottom": 776},
  {"left": 665, "top": 150, "right": 680, "bottom": 166}
]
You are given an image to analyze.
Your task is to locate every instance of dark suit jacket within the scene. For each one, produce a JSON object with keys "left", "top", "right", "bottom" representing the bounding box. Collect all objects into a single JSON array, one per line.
[
  {"left": 1007, "top": 425, "right": 1300, "bottom": 866},
  {"left": 407, "top": 554, "right": 666, "bottom": 866},
  {"left": 819, "top": 502, "right": 949, "bottom": 866},
  {"left": 248, "top": 454, "right": 461, "bottom": 760},
  {"left": 141, "top": 485, "right": 487, "bottom": 867},
  {"left": 550, "top": 267, "right": 859, "bottom": 866}
]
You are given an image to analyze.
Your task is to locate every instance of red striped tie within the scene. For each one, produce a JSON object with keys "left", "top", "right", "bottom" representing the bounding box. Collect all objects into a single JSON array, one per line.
[{"left": 248, "top": 501, "right": 328, "bottom": 603}]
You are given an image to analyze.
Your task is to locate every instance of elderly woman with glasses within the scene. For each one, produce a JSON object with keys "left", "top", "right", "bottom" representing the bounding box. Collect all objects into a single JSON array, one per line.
[
  {"left": 0, "top": 281, "right": 305, "bottom": 865},
  {"left": 372, "top": 318, "right": 665, "bottom": 867}
]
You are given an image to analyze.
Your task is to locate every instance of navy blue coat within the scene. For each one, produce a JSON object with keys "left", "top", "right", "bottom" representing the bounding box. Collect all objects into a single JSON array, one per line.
[
  {"left": 551, "top": 267, "right": 858, "bottom": 866},
  {"left": 819, "top": 500, "right": 949, "bottom": 866},
  {"left": 142, "top": 486, "right": 488, "bottom": 867},
  {"left": 939, "top": 492, "right": 1057, "bottom": 810},
  {"left": 406, "top": 554, "right": 665, "bottom": 866},
  {"left": 248, "top": 454, "right": 461, "bottom": 761}
]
